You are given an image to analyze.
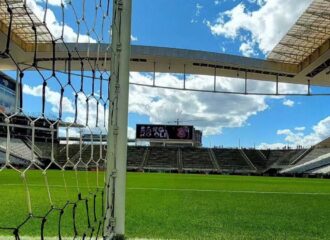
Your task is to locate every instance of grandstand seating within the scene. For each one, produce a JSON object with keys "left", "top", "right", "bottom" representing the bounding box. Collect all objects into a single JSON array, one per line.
[
  {"left": 54, "top": 144, "right": 81, "bottom": 166},
  {"left": 243, "top": 149, "right": 267, "bottom": 170},
  {"left": 82, "top": 144, "right": 107, "bottom": 162},
  {"left": 274, "top": 150, "right": 306, "bottom": 165},
  {"left": 261, "top": 149, "right": 303, "bottom": 166},
  {"left": 181, "top": 147, "right": 215, "bottom": 170},
  {"left": 127, "top": 146, "right": 147, "bottom": 169},
  {"left": 281, "top": 152, "right": 330, "bottom": 174},
  {"left": 0, "top": 148, "right": 29, "bottom": 167},
  {"left": 307, "top": 165, "right": 330, "bottom": 174},
  {"left": 3, "top": 137, "right": 330, "bottom": 175},
  {"left": 0, "top": 137, "right": 37, "bottom": 161},
  {"left": 144, "top": 147, "right": 178, "bottom": 170},
  {"left": 261, "top": 149, "right": 284, "bottom": 166},
  {"left": 33, "top": 141, "right": 56, "bottom": 159},
  {"left": 212, "top": 148, "right": 252, "bottom": 171},
  {"left": 296, "top": 148, "right": 330, "bottom": 165},
  {"left": 177, "top": 148, "right": 183, "bottom": 172}
]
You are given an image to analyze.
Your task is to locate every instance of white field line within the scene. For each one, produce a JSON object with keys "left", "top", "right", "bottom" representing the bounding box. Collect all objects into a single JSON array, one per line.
[
  {"left": 1, "top": 183, "right": 330, "bottom": 196},
  {"left": 178, "top": 176, "right": 330, "bottom": 185},
  {"left": 130, "top": 173, "right": 330, "bottom": 184},
  {"left": 127, "top": 187, "right": 330, "bottom": 196},
  {"left": 0, "top": 183, "right": 98, "bottom": 189}
]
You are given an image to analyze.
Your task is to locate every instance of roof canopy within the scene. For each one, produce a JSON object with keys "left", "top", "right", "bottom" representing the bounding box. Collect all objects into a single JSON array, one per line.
[
  {"left": 0, "top": 0, "right": 329, "bottom": 86},
  {"left": 0, "top": 1, "right": 52, "bottom": 45},
  {"left": 268, "top": 0, "right": 330, "bottom": 64}
]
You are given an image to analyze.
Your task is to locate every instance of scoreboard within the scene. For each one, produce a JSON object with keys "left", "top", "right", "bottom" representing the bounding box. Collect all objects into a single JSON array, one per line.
[{"left": 136, "top": 124, "right": 194, "bottom": 140}]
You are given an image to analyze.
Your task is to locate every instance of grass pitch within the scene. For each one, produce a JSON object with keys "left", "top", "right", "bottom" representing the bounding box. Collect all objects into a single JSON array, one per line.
[{"left": 1, "top": 171, "right": 330, "bottom": 239}]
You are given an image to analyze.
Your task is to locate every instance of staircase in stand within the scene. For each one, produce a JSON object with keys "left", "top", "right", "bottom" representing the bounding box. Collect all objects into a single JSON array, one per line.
[
  {"left": 177, "top": 148, "right": 183, "bottom": 173},
  {"left": 208, "top": 148, "right": 220, "bottom": 172},
  {"left": 291, "top": 147, "right": 314, "bottom": 165},
  {"left": 140, "top": 148, "right": 149, "bottom": 170},
  {"left": 239, "top": 149, "right": 257, "bottom": 171},
  {"left": 23, "top": 137, "right": 43, "bottom": 158}
]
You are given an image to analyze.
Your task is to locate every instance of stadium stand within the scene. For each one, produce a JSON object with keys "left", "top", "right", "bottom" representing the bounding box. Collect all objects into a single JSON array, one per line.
[
  {"left": 31, "top": 140, "right": 55, "bottom": 159},
  {"left": 54, "top": 144, "right": 81, "bottom": 167},
  {"left": 281, "top": 153, "right": 330, "bottom": 174},
  {"left": 181, "top": 147, "right": 215, "bottom": 171},
  {"left": 242, "top": 149, "right": 267, "bottom": 170},
  {"left": 3, "top": 136, "right": 330, "bottom": 175},
  {"left": 295, "top": 148, "right": 330, "bottom": 165},
  {"left": 261, "top": 149, "right": 306, "bottom": 166},
  {"left": 212, "top": 148, "right": 253, "bottom": 172},
  {"left": 208, "top": 149, "right": 221, "bottom": 171},
  {"left": 0, "top": 147, "right": 30, "bottom": 167},
  {"left": 82, "top": 144, "right": 106, "bottom": 161},
  {"left": 0, "top": 137, "right": 38, "bottom": 162},
  {"left": 307, "top": 165, "right": 330, "bottom": 174},
  {"left": 290, "top": 148, "right": 314, "bottom": 165},
  {"left": 127, "top": 146, "right": 147, "bottom": 170},
  {"left": 177, "top": 148, "right": 183, "bottom": 172},
  {"left": 144, "top": 147, "right": 178, "bottom": 171},
  {"left": 275, "top": 150, "right": 306, "bottom": 165}
]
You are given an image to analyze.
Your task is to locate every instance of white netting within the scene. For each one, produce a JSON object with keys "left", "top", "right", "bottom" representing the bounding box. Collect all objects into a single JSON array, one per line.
[{"left": 0, "top": 0, "right": 115, "bottom": 238}]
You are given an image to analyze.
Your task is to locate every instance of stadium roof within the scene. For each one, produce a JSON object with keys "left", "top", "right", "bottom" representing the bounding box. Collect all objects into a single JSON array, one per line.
[
  {"left": 268, "top": 0, "right": 330, "bottom": 64},
  {"left": 0, "top": 0, "right": 52, "bottom": 48},
  {"left": 0, "top": 0, "right": 329, "bottom": 86}
]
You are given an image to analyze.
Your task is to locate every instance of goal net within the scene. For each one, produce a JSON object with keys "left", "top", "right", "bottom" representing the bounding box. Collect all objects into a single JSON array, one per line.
[{"left": 0, "top": 0, "right": 128, "bottom": 238}]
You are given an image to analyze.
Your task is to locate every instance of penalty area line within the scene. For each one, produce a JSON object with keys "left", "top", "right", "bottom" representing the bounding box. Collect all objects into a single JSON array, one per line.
[{"left": 127, "top": 187, "right": 330, "bottom": 196}]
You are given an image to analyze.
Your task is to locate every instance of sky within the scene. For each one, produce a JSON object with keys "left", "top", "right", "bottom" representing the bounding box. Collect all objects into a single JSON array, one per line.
[{"left": 6, "top": 0, "right": 330, "bottom": 149}]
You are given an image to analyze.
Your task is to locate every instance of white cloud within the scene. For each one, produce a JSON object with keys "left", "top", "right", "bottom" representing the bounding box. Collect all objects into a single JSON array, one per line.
[
  {"left": 294, "top": 127, "right": 306, "bottom": 131},
  {"left": 195, "top": 3, "right": 203, "bottom": 16},
  {"left": 214, "top": 0, "right": 220, "bottom": 5},
  {"left": 283, "top": 99, "right": 294, "bottom": 107},
  {"left": 248, "top": 0, "right": 267, "bottom": 7},
  {"left": 258, "top": 117, "right": 330, "bottom": 149},
  {"left": 36, "top": 0, "right": 63, "bottom": 7},
  {"left": 129, "top": 72, "right": 305, "bottom": 136},
  {"left": 239, "top": 41, "right": 257, "bottom": 57},
  {"left": 23, "top": 84, "right": 75, "bottom": 114},
  {"left": 258, "top": 142, "right": 288, "bottom": 149},
  {"left": 131, "top": 35, "right": 138, "bottom": 42},
  {"left": 191, "top": 3, "right": 204, "bottom": 23},
  {"left": 127, "top": 127, "right": 136, "bottom": 139},
  {"left": 277, "top": 129, "right": 293, "bottom": 135},
  {"left": 23, "top": 84, "right": 107, "bottom": 132},
  {"left": 27, "top": 0, "right": 96, "bottom": 43},
  {"left": 206, "top": 0, "right": 313, "bottom": 54},
  {"left": 22, "top": 72, "right": 307, "bottom": 139}
]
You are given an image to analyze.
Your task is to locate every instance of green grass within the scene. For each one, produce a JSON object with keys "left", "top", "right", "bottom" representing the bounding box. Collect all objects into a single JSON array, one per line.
[{"left": 1, "top": 170, "right": 330, "bottom": 239}]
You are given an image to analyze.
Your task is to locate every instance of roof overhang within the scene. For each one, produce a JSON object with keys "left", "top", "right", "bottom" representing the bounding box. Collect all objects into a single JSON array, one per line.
[
  {"left": 0, "top": 0, "right": 329, "bottom": 86},
  {"left": 268, "top": 0, "right": 330, "bottom": 85}
]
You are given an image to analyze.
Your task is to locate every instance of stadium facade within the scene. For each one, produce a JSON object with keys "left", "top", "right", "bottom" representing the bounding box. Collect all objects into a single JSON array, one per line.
[{"left": 0, "top": 71, "right": 18, "bottom": 114}]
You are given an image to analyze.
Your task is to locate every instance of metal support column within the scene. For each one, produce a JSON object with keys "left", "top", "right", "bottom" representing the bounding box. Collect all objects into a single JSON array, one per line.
[{"left": 105, "top": 0, "right": 132, "bottom": 239}]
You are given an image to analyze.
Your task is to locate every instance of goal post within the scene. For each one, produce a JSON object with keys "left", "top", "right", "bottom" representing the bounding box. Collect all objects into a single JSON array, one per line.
[
  {"left": 0, "top": 0, "right": 132, "bottom": 238},
  {"left": 105, "top": 0, "right": 132, "bottom": 238}
]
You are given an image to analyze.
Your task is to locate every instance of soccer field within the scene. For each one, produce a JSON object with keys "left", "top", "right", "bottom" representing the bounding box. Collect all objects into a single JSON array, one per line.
[{"left": 1, "top": 171, "right": 330, "bottom": 239}]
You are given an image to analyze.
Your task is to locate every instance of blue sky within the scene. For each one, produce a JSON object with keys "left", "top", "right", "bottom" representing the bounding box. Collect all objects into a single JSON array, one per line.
[
  {"left": 9, "top": 0, "right": 330, "bottom": 148},
  {"left": 129, "top": 0, "right": 330, "bottom": 148}
]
